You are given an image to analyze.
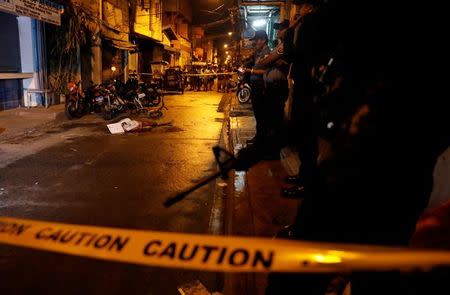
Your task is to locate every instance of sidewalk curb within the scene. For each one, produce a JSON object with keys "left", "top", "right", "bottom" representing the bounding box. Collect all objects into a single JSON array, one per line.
[
  {"left": 0, "top": 105, "right": 67, "bottom": 141},
  {"left": 208, "top": 93, "right": 233, "bottom": 237},
  {"left": 222, "top": 95, "right": 259, "bottom": 295},
  {"left": 222, "top": 96, "right": 302, "bottom": 295}
]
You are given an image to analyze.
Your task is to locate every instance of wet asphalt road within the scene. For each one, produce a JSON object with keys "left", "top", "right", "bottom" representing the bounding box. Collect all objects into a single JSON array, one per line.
[{"left": 0, "top": 92, "right": 226, "bottom": 294}]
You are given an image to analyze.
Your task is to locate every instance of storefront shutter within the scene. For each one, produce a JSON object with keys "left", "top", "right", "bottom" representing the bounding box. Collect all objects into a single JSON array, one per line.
[{"left": 0, "top": 11, "right": 21, "bottom": 73}]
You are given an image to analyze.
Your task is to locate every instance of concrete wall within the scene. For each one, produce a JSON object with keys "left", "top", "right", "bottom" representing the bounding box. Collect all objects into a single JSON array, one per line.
[
  {"left": 135, "top": 0, "right": 163, "bottom": 41},
  {"left": 164, "top": 0, "right": 191, "bottom": 21}
]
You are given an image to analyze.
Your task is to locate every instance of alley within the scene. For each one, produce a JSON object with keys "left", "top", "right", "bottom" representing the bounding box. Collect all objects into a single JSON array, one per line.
[{"left": 0, "top": 91, "right": 226, "bottom": 294}]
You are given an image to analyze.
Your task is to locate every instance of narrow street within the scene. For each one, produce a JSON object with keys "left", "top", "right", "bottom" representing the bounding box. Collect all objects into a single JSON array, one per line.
[
  {"left": 0, "top": 91, "right": 226, "bottom": 294},
  {"left": 2, "top": 0, "right": 450, "bottom": 294}
]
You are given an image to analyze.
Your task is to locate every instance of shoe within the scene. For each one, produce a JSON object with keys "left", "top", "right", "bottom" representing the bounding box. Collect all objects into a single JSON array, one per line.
[
  {"left": 284, "top": 175, "right": 303, "bottom": 185},
  {"left": 281, "top": 185, "right": 305, "bottom": 199}
]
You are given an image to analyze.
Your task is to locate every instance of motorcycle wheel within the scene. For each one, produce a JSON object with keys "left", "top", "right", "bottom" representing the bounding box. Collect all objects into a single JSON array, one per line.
[
  {"left": 93, "top": 104, "right": 102, "bottom": 113},
  {"left": 101, "top": 105, "right": 113, "bottom": 121},
  {"left": 148, "top": 93, "right": 161, "bottom": 107},
  {"left": 237, "top": 87, "right": 251, "bottom": 104},
  {"left": 65, "top": 99, "right": 83, "bottom": 119},
  {"left": 179, "top": 80, "right": 185, "bottom": 95}
]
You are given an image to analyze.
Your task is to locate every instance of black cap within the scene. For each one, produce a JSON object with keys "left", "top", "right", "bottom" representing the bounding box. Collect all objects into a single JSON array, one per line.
[
  {"left": 273, "top": 19, "right": 289, "bottom": 30},
  {"left": 250, "top": 30, "right": 268, "bottom": 41}
]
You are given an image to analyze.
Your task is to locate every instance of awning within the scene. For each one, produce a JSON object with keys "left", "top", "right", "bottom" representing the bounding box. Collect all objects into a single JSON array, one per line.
[
  {"left": 163, "top": 26, "right": 179, "bottom": 41},
  {"left": 163, "top": 45, "right": 180, "bottom": 54},
  {"left": 103, "top": 37, "right": 136, "bottom": 51},
  {"left": 0, "top": 73, "right": 34, "bottom": 80},
  {"left": 100, "top": 19, "right": 134, "bottom": 51},
  {"left": 132, "top": 33, "right": 163, "bottom": 44},
  {"left": 131, "top": 33, "right": 164, "bottom": 52}
]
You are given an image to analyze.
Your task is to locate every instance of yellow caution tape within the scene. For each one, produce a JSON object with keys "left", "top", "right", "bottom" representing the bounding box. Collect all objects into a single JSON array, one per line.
[
  {"left": 1, "top": 216, "right": 450, "bottom": 273},
  {"left": 183, "top": 73, "right": 236, "bottom": 77}
]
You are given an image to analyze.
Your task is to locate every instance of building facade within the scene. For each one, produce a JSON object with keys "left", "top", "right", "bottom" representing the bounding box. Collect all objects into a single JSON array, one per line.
[
  {"left": 0, "top": 6, "right": 54, "bottom": 109},
  {"left": 162, "top": 0, "right": 192, "bottom": 67},
  {"left": 0, "top": 0, "right": 193, "bottom": 111}
]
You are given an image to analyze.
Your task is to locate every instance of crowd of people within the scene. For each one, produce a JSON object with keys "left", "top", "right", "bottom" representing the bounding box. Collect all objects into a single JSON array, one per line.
[
  {"left": 184, "top": 65, "right": 235, "bottom": 93},
  {"left": 235, "top": 0, "right": 448, "bottom": 293}
]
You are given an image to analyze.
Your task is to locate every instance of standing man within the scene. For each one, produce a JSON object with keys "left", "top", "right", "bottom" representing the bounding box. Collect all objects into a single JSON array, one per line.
[
  {"left": 245, "top": 30, "right": 271, "bottom": 146},
  {"left": 203, "top": 66, "right": 211, "bottom": 91},
  {"left": 208, "top": 66, "right": 216, "bottom": 91},
  {"left": 217, "top": 66, "right": 224, "bottom": 92},
  {"left": 268, "top": 0, "right": 449, "bottom": 293},
  {"left": 223, "top": 67, "right": 230, "bottom": 93},
  {"left": 282, "top": 0, "right": 322, "bottom": 198},
  {"left": 255, "top": 20, "right": 291, "bottom": 156}
]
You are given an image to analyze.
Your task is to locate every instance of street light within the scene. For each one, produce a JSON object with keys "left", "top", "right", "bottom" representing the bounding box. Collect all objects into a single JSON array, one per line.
[
  {"left": 253, "top": 19, "right": 267, "bottom": 28},
  {"left": 224, "top": 44, "right": 228, "bottom": 49},
  {"left": 228, "top": 32, "right": 233, "bottom": 36}
]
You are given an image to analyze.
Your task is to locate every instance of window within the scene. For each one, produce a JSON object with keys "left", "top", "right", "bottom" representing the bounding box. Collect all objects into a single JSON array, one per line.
[{"left": 141, "top": 0, "right": 151, "bottom": 10}]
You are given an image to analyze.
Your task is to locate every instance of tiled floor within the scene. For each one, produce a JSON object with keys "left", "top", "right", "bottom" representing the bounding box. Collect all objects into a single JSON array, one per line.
[{"left": 226, "top": 97, "right": 299, "bottom": 295}]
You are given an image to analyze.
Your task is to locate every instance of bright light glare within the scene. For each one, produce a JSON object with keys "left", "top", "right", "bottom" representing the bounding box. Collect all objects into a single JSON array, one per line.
[
  {"left": 228, "top": 32, "right": 233, "bottom": 36},
  {"left": 313, "top": 254, "right": 342, "bottom": 264},
  {"left": 224, "top": 44, "right": 228, "bottom": 48},
  {"left": 253, "top": 19, "right": 267, "bottom": 27}
]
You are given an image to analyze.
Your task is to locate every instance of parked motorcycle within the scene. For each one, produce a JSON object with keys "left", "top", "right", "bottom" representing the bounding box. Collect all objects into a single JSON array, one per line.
[
  {"left": 228, "top": 75, "right": 238, "bottom": 92},
  {"left": 65, "top": 81, "right": 110, "bottom": 119},
  {"left": 65, "top": 81, "right": 88, "bottom": 119},
  {"left": 86, "top": 83, "right": 108, "bottom": 113},
  {"left": 116, "top": 73, "right": 161, "bottom": 107},
  {"left": 100, "top": 83, "right": 126, "bottom": 120},
  {"left": 65, "top": 72, "right": 166, "bottom": 121},
  {"left": 101, "top": 79, "right": 163, "bottom": 120},
  {"left": 236, "top": 68, "right": 251, "bottom": 104}
]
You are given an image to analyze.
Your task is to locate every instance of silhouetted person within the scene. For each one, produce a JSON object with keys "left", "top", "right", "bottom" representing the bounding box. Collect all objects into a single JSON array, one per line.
[
  {"left": 245, "top": 30, "right": 271, "bottom": 146},
  {"left": 267, "top": 0, "right": 449, "bottom": 293},
  {"left": 282, "top": 0, "right": 322, "bottom": 199},
  {"left": 255, "top": 20, "right": 291, "bottom": 156}
]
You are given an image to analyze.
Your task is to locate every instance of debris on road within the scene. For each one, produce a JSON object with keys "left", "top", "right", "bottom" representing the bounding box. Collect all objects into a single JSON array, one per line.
[
  {"left": 107, "top": 118, "right": 173, "bottom": 134},
  {"left": 107, "top": 118, "right": 139, "bottom": 134}
]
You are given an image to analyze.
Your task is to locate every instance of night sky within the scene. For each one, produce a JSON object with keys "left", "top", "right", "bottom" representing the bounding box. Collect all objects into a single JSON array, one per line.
[{"left": 191, "top": 0, "right": 236, "bottom": 25}]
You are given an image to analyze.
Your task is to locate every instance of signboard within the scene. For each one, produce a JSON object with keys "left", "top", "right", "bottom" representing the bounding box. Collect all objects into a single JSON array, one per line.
[{"left": 0, "top": 0, "right": 62, "bottom": 26}]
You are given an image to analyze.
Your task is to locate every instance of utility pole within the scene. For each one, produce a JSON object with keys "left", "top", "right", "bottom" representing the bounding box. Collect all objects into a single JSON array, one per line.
[{"left": 91, "top": 0, "right": 103, "bottom": 84}]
